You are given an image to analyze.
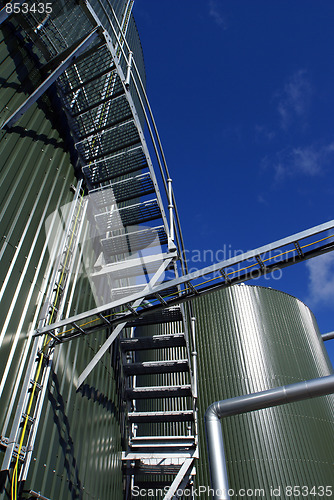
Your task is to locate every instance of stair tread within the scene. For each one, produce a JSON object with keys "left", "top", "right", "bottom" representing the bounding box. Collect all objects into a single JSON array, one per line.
[
  {"left": 131, "top": 435, "right": 195, "bottom": 442},
  {"left": 100, "top": 225, "right": 168, "bottom": 260},
  {"left": 125, "top": 385, "right": 192, "bottom": 399},
  {"left": 90, "top": 172, "right": 155, "bottom": 206},
  {"left": 120, "top": 333, "right": 185, "bottom": 351},
  {"left": 83, "top": 146, "right": 148, "bottom": 186},
  {"left": 128, "top": 410, "right": 194, "bottom": 423},
  {"left": 123, "top": 464, "right": 188, "bottom": 474},
  {"left": 129, "top": 442, "right": 196, "bottom": 450},
  {"left": 122, "top": 449, "right": 195, "bottom": 459},
  {"left": 95, "top": 198, "right": 163, "bottom": 231},
  {"left": 126, "top": 384, "right": 191, "bottom": 391},
  {"left": 123, "top": 359, "right": 189, "bottom": 375}
]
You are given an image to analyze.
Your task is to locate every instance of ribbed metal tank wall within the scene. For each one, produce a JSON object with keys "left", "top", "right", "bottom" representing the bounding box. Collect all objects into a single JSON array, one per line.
[
  {"left": 0, "top": 21, "right": 78, "bottom": 432},
  {"left": 0, "top": 9, "right": 126, "bottom": 499},
  {"left": 193, "top": 285, "right": 334, "bottom": 495}
]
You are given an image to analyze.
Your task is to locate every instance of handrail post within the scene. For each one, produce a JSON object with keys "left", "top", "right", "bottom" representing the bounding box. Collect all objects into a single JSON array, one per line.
[
  {"left": 125, "top": 50, "right": 133, "bottom": 88},
  {"left": 167, "top": 178, "right": 174, "bottom": 243},
  {"left": 191, "top": 316, "right": 198, "bottom": 400}
]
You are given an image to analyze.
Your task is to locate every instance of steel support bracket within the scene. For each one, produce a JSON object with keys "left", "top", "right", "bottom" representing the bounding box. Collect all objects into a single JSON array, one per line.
[{"left": 0, "top": 437, "right": 26, "bottom": 463}]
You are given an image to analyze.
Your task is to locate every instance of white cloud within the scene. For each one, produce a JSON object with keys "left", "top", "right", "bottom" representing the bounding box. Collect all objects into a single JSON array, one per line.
[
  {"left": 255, "top": 124, "right": 276, "bottom": 142},
  {"left": 257, "top": 194, "right": 268, "bottom": 205},
  {"left": 305, "top": 252, "right": 334, "bottom": 307},
  {"left": 290, "top": 146, "right": 323, "bottom": 176},
  {"left": 209, "top": 1, "right": 227, "bottom": 28},
  {"left": 264, "top": 141, "right": 334, "bottom": 181},
  {"left": 277, "top": 70, "right": 312, "bottom": 129}
]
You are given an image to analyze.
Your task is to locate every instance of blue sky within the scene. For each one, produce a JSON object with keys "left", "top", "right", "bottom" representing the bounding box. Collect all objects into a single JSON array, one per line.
[{"left": 133, "top": 0, "right": 334, "bottom": 365}]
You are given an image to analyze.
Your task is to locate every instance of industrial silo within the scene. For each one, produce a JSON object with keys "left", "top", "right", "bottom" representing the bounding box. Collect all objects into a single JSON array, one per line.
[{"left": 193, "top": 285, "right": 334, "bottom": 497}]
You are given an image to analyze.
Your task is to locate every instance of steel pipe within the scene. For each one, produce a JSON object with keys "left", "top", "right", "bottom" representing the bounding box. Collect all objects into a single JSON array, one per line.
[
  {"left": 322, "top": 331, "right": 334, "bottom": 341},
  {"left": 205, "top": 374, "right": 334, "bottom": 500}
]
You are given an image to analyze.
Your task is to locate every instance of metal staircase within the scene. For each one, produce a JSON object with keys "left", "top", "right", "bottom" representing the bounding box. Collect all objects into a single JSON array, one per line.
[{"left": 121, "top": 311, "right": 198, "bottom": 499}]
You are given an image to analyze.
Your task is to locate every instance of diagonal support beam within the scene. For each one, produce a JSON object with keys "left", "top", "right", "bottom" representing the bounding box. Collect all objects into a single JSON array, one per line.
[
  {"left": 34, "top": 218, "right": 334, "bottom": 339},
  {"left": 1, "top": 27, "right": 100, "bottom": 129},
  {"left": 76, "top": 256, "right": 174, "bottom": 388},
  {"left": 163, "top": 458, "right": 195, "bottom": 500}
]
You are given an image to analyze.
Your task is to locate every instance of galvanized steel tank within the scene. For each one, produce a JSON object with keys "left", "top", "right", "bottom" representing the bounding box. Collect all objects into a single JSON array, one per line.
[{"left": 193, "top": 285, "right": 334, "bottom": 496}]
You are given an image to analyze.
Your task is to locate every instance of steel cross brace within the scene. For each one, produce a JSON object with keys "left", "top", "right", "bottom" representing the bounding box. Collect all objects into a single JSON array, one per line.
[
  {"left": 33, "top": 218, "right": 334, "bottom": 341},
  {"left": 1, "top": 27, "right": 101, "bottom": 129},
  {"left": 163, "top": 457, "right": 195, "bottom": 500},
  {"left": 76, "top": 255, "right": 175, "bottom": 387}
]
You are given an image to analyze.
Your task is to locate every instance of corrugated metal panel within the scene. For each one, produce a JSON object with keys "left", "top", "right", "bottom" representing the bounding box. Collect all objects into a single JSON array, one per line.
[
  {"left": 0, "top": 9, "right": 125, "bottom": 498},
  {"left": 193, "top": 285, "right": 334, "bottom": 493}
]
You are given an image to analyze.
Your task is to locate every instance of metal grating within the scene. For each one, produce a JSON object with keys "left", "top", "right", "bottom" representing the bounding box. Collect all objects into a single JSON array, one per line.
[
  {"left": 125, "top": 307, "right": 183, "bottom": 328},
  {"left": 91, "top": 173, "right": 155, "bottom": 206},
  {"left": 66, "top": 69, "right": 125, "bottom": 117},
  {"left": 95, "top": 199, "right": 162, "bottom": 231},
  {"left": 91, "top": 258, "right": 163, "bottom": 280},
  {"left": 76, "top": 119, "right": 139, "bottom": 162},
  {"left": 70, "top": 95, "right": 132, "bottom": 140},
  {"left": 100, "top": 225, "right": 168, "bottom": 259},
  {"left": 20, "top": 0, "right": 93, "bottom": 59},
  {"left": 83, "top": 146, "right": 148, "bottom": 185},
  {"left": 58, "top": 44, "right": 114, "bottom": 93}
]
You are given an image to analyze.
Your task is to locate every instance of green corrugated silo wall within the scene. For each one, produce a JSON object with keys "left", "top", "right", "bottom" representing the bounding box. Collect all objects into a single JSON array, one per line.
[
  {"left": 0, "top": 15, "right": 123, "bottom": 500},
  {"left": 193, "top": 285, "right": 334, "bottom": 497}
]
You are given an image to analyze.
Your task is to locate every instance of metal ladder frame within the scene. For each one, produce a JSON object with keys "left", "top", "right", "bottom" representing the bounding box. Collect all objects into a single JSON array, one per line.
[{"left": 0, "top": 181, "right": 87, "bottom": 487}]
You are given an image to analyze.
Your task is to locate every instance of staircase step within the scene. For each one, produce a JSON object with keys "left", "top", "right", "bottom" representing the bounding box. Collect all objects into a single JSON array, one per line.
[
  {"left": 123, "top": 464, "right": 183, "bottom": 475},
  {"left": 126, "top": 307, "right": 183, "bottom": 327},
  {"left": 131, "top": 435, "right": 195, "bottom": 444},
  {"left": 123, "top": 359, "right": 189, "bottom": 376},
  {"left": 127, "top": 410, "right": 194, "bottom": 423},
  {"left": 90, "top": 172, "right": 155, "bottom": 206},
  {"left": 130, "top": 436, "right": 195, "bottom": 449},
  {"left": 91, "top": 252, "right": 172, "bottom": 281},
  {"left": 133, "top": 481, "right": 172, "bottom": 489},
  {"left": 95, "top": 198, "right": 163, "bottom": 231},
  {"left": 71, "top": 88, "right": 126, "bottom": 120},
  {"left": 100, "top": 225, "right": 168, "bottom": 258},
  {"left": 83, "top": 146, "right": 148, "bottom": 186},
  {"left": 77, "top": 120, "right": 140, "bottom": 164},
  {"left": 120, "top": 333, "right": 185, "bottom": 351},
  {"left": 62, "top": 64, "right": 116, "bottom": 96},
  {"left": 92, "top": 260, "right": 162, "bottom": 281},
  {"left": 122, "top": 450, "right": 194, "bottom": 460},
  {"left": 125, "top": 385, "right": 192, "bottom": 399}
]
